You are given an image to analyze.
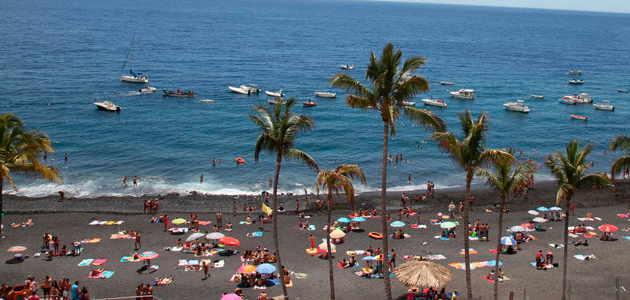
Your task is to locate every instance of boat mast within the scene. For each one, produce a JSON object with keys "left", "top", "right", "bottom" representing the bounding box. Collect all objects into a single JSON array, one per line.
[{"left": 129, "top": 33, "right": 135, "bottom": 73}]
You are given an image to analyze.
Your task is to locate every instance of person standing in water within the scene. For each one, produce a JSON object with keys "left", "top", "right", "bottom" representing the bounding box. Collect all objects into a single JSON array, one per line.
[
  {"left": 200, "top": 174, "right": 204, "bottom": 183},
  {"left": 133, "top": 176, "right": 138, "bottom": 188},
  {"left": 123, "top": 176, "right": 127, "bottom": 186}
]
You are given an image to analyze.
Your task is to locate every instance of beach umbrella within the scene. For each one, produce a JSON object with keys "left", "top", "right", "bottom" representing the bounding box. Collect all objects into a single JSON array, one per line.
[
  {"left": 440, "top": 222, "right": 456, "bottom": 229},
  {"left": 7, "top": 246, "right": 26, "bottom": 252},
  {"left": 393, "top": 261, "right": 454, "bottom": 289},
  {"left": 520, "top": 223, "right": 532, "bottom": 229},
  {"left": 256, "top": 263, "right": 277, "bottom": 274},
  {"left": 171, "top": 218, "right": 187, "bottom": 225},
  {"left": 238, "top": 264, "right": 257, "bottom": 274},
  {"left": 362, "top": 256, "right": 377, "bottom": 261},
  {"left": 501, "top": 236, "right": 517, "bottom": 246},
  {"left": 220, "top": 237, "right": 240, "bottom": 246},
  {"left": 486, "top": 260, "right": 503, "bottom": 266},
  {"left": 510, "top": 226, "right": 525, "bottom": 232},
  {"left": 532, "top": 217, "right": 547, "bottom": 223},
  {"left": 537, "top": 207, "right": 550, "bottom": 212},
  {"left": 186, "top": 232, "right": 205, "bottom": 242},
  {"left": 140, "top": 251, "right": 159, "bottom": 260},
  {"left": 437, "top": 212, "right": 443, "bottom": 217},
  {"left": 206, "top": 232, "right": 225, "bottom": 240},
  {"left": 599, "top": 224, "right": 618, "bottom": 232},
  {"left": 351, "top": 217, "right": 367, "bottom": 222},
  {"left": 391, "top": 221, "right": 405, "bottom": 228},
  {"left": 319, "top": 242, "right": 335, "bottom": 251},
  {"left": 221, "top": 294, "right": 242, "bottom": 300},
  {"left": 527, "top": 210, "right": 539, "bottom": 216},
  {"left": 549, "top": 207, "right": 562, "bottom": 211},
  {"left": 337, "top": 217, "right": 351, "bottom": 223},
  {"left": 330, "top": 229, "right": 346, "bottom": 239}
]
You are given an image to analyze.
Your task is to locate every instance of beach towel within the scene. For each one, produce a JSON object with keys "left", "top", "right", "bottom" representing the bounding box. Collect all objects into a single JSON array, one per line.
[
  {"left": 308, "top": 225, "right": 316, "bottom": 231},
  {"left": 410, "top": 224, "right": 427, "bottom": 229},
  {"left": 110, "top": 234, "right": 132, "bottom": 239},
  {"left": 548, "top": 243, "right": 564, "bottom": 248},
  {"left": 460, "top": 249, "right": 478, "bottom": 255},
  {"left": 153, "top": 277, "right": 173, "bottom": 286},
  {"left": 81, "top": 238, "right": 101, "bottom": 244},
  {"left": 78, "top": 259, "right": 94, "bottom": 266},
  {"left": 89, "top": 220, "right": 102, "bottom": 225},
  {"left": 427, "top": 254, "right": 447, "bottom": 261},
  {"left": 92, "top": 259, "right": 107, "bottom": 266},
  {"left": 574, "top": 254, "right": 596, "bottom": 261},
  {"left": 167, "top": 246, "right": 183, "bottom": 252},
  {"left": 105, "top": 221, "right": 115, "bottom": 225},
  {"left": 214, "top": 260, "right": 225, "bottom": 268},
  {"left": 239, "top": 221, "right": 252, "bottom": 225},
  {"left": 101, "top": 271, "right": 115, "bottom": 278},
  {"left": 198, "top": 221, "right": 212, "bottom": 225},
  {"left": 120, "top": 256, "right": 140, "bottom": 263},
  {"left": 617, "top": 214, "right": 629, "bottom": 218},
  {"left": 623, "top": 236, "right": 630, "bottom": 240},
  {"left": 178, "top": 259, "right": 188, "bottom": 267},
  {"left": 294, "top": 273, "right": 307, "bottom": 279},
  {"left": 247, "top": 231, "right": 263, "bottom": 237}
]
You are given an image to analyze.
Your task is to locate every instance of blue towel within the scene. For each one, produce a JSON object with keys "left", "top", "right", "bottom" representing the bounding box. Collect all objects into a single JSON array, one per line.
[{"left": 101, "top": 271, "right": 115, "bottom": 278}]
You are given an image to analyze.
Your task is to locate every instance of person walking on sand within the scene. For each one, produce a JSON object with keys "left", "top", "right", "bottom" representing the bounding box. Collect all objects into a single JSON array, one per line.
[
  {"left": 233, "top": 201, "right": 237, "bottom": 216},
  {"left": 296, "top": 199, "right": 300, "bottom": 214},
  {"left": 390, "top": 249, "right": 397, "bottom": 268},
  {"left": 216, "top": 212, "right": 223, "bottom": 227},
  {"left": 309, "top": 234, "right": 315, "bottom": 249},
  {"left": 202, "top": 261, "right": 209, "bottom": 279},
  {"left": 134, "top": 232, "right": 141, "bottom": 250},
  {"left": 163, "top": 214, "right": 169, "bottom": 232}
]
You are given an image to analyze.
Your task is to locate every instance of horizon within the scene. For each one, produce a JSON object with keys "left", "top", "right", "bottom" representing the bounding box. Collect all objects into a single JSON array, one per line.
[{"left": 370, "top": 0, "right": 630, "bottom": 14}]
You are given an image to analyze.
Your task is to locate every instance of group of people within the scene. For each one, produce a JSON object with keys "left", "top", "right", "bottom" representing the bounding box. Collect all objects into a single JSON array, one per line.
[
  {"left": 406, "top": 287, "right": 452, "bottom": 300},
  {"left": 535, "top": 250, "right": 555, "bottom": 270},
  {"left": 0, "top": 276, "right": 89, "bottom": 300},
  {"left": 241, "top": 245, "right": 278, "bottom": 265},
  {"left": 469, "top": 220, "right": 491, "bottom": 241},
  {"left": 134, "top": 283, "right": 154, "bottom": 299},
  {"left": 143, "top": 198, "right": 159, "bottom": 215},
  {"left": 41, "top": 234, "right": 81, "bottom": 258}
]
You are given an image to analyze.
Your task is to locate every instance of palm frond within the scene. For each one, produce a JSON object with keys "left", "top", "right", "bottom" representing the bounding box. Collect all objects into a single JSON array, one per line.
[
  {"left": 611, "top": 156, "right": 630, "bottom": 180},
  {"left": 609, "top": 135, "right": 630, "bottom": 153},
  {"left": 284, "top": 149, "right": 319, "bottom": 172},
  {"left": 402, "top": 107, "right": 446, "bottom": 132}
]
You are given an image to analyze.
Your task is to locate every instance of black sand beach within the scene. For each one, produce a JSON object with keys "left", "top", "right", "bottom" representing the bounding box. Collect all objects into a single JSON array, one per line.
[{"left": 2, "top": 180, "right": 630, "bottom": 299}]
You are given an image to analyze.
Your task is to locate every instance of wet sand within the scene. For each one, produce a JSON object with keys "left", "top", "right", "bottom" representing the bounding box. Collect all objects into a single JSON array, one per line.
[{"left": 1, "top": 180, "right": 630, "bottom": 299}]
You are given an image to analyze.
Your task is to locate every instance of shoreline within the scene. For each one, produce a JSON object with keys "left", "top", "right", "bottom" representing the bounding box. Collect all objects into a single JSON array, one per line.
[{"left": 4, "top": 179, "right": 628, "bottom": 215}]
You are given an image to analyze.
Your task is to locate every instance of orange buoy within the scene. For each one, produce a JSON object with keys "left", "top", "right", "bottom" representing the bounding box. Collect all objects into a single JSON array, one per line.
[
  {"left": 236, "top": 157, "right": 245, "bottom": 164},
  {"left": 368, "top": 232, "right": 383, "bottom": 239}
]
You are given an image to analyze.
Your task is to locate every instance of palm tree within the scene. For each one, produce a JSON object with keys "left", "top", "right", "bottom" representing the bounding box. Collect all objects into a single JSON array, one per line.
[
  {"left": 475, "top": 154, "right": 536, "bottom": 300},
  {"left": 430, "top": 110, "right": 511, "bottom": 300},
  {"left": 0, "top": 113, "right": 61, "bottom": 245},
  {"left": 545, "top": 140, "right": 609, "bottom": 300},
  {"left": 330, "top": 43, "right": 446, "bottom": 300},
  {"left": 609, "top": 135, "right": 630, "bottom": 212},
  {"left": 251, "top": 99, "right": 319, "bottom": 299},
  {"left": 316, "top": 164, "right": 366, "bottom": 300}
]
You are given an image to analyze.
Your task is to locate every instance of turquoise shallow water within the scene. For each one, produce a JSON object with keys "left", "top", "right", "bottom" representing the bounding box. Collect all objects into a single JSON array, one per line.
[{"left": 1, "top": 0, "right": 629, "bottom": 197}]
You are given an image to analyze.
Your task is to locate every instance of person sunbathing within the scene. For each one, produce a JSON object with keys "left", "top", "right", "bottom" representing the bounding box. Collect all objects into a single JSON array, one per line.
[
  {"left": 349, "top": 256, "right": 357, "bottom": 266},
  {"left": 258, "top": 292, "right": 268, "bottom": 300},
  {"left": 338, "top": 259, "right": 349, "bottom": 268},
  {"left": 371, "top": 209, "right": 378, "bottom": 216},
  {"left": 506, "top": 245, "right": 516, "bottom": 254},
  {"left": 297, "top": 221, "right": 304, "bottom": 230}
]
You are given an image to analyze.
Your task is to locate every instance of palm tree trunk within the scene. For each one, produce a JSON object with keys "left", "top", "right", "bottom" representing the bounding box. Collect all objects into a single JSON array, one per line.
[
  {"left": 464, "top": 167, "right": 473, "bottom": 300},
  {"left": 327, "top": 191, "right": 335, "bottom": 300},
  {"left": 381, "top": 120, "right": 392, "bottom": 300},
  {"left": 562, "top": 195, "right": 571, "bottom": 300},
  {"left": 0, "top": 176, "right": 3, "bottom": 247},
  {"left": 493, "top": 192, "right": 505, "bottom": 300},
  {"left": 272, "top": 152, "right": 289, "bottom": 299}
]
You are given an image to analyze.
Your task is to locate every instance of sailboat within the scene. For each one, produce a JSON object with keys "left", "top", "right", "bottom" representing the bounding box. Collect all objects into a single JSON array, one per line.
[{"left": 120, "top": 34, "right": 148, "bottom": 83}]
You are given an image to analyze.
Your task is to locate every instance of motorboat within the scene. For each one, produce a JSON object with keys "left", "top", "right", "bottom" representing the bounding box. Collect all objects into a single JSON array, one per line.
[
  {"left": 200, "top": 99, "right": 214, "bottom": 103},
  {"left": 421, "top": 98, "right": 447, "bottom": 107},
  {"left": 568, "top": 78, "right": 584, "bottom": 85},
  {"left": 303, "top": 100, "right": 318, "bottom": 107},
  {"left": 314, "top": 91, "right": 336, "bottom": 98},
  {"left": 139, "top": 86, "right": 156, "bottom": 94},
  {"left": 617, "top": 89, "right": 629, "bottom": 93},
  {"left": 440, "top": 81, "right": 455, "bottom": 85},
  {"left": 570, "top": 114, "right": 588, "bottom": 121},
  {"left": 574, "top": 93, "right": 592, "bottom": 103},
  {"left": 265, "top": 90, "right": 284, "bottom": 98},
  {"left": 268, "top": 98, "right": 284, "bottom": 105},
  {"left": 594, "top": 100, "right": 615, "bottom": 111},
  {"left": 94, "top": 101, "right": 121, "bottom": 111},
  {"left": 120, "top": 34, "right": 148, "bottom": 83},
  {"left": 229, "top": 84, "right": 261, "bottom": 95},
  {"left": 567, "top": 70, "right": 582, "bottom": 75},
  {"left": 399, "top": 101, "right": 416, "bottom": 107},
  {"left": 449, "top": 88, "right": 476, "bottom": 100},
  {"left": 503, "top": 100, "right": 530, "bottom": 113},
  {"left": 162, "top": 89, "right": 195, "bottom": 97},
  {"left": 530, "top": 95, "right": 544, "bottom": 99},
  {"left": 340, "top": 64, "right": 355, "bottom": 70},
  {"left": 558, "top": 97, "right": 577, "bottom": 105}
]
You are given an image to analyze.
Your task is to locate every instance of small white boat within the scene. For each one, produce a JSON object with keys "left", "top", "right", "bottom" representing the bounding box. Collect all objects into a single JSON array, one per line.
[
  {"left": 421, "top": 98, "right": 447, "bottom": 107},
  {"left": 568, "top": 70, "right": 582, "bottom": 75},
  {"left": 229, "top": 84, "right": 261, "bottom": 95},
  {"left": 617, "top": 89, "right": 629, "bottom": 93},
  {"left": 94, "top": 101, "right": 121, "bottom": 111},
  {"left": 162, "top": 89, "right": 195, "bottom": 97},
  {"left": 139, "top": 86, "right": 156, "bottom": 94},
  {"left": 340, "top": 64, "right": 354, "bottom": 70},
  {"left": 504, "top": 100, "right": 530, "bottom": 113},
  {"left": 594, "top": 101, "right": 615, "bottom": 111},
  {"left": 314, "top": 91, "right": 336, "bottom": 98},
  {"left": 568, "top": 79, "right": 584, "bottom": 85},
  {"left": 574, "top": 93, "right": 592, "bottom": 104},
  {"left": 449, "top": 88, "right": 476, "bottom": 100},
  {"left": 440, "top": 81, "right": 455, "bottom": 85},
  {"left": 399, "top": 101, "right": 416, "bottom": 107},
  {"left": 530, "top": 95, "right": 544, "bottom": 99},
  {"left": 268, "top": 98, "right": 284, "bottom": 105},
  {"left": 265, "top": 90, "right": 284, "bottom": 98}
]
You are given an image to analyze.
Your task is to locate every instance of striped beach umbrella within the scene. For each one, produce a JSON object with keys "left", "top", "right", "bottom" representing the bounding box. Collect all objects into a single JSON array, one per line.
[{"left": 500, "top": 236, "right": 517, "bottom": 246}]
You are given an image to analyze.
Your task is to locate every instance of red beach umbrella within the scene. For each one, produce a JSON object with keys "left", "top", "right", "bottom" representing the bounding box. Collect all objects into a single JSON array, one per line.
[
  {"left": 599, "top": 224, "right": 618, "bottom": 232},
  {"left": 220, "top": 237, "right": 240, "bottom": 246}
]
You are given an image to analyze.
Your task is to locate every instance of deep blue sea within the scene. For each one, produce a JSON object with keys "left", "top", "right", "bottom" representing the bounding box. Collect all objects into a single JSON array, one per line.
[{"left": 2, "top": 0, "right": 630, "bottom": 198}]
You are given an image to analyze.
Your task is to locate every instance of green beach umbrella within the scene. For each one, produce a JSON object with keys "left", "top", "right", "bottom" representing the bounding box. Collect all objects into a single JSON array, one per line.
[{"left": 440, "top": 222, "right": 456, "bottom": 229}]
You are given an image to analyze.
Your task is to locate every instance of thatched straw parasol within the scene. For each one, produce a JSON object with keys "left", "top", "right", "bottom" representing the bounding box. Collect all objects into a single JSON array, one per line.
[{"left": 393, "top": 261, "right": 454, "bottom": 289}]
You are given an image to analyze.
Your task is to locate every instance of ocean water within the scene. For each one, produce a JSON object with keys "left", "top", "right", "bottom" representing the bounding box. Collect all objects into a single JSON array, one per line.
[{"left": 1, "top": 0, "right": 630, "bottom": 198}]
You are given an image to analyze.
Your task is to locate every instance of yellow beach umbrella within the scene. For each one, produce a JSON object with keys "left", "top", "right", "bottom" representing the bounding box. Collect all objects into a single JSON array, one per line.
[{"left": 171, "top": 218, "right": 187, "bottom": 225}]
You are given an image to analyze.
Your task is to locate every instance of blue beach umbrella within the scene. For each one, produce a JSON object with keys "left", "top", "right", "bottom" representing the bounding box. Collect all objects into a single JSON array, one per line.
[
  {"left": 549, "top": 207, "right": 562, "bottom": 211},
  {"left": 256, "top": 263, "right": 276, "bottom": 274},
  {"left": 486, "top": 260, "right": 503, "bottom": 266},
  {"left": 537, "top": 206, "right": 550, "bottom": 212},
  {"left": 351, "top": 217, "right": 367, "bottom": 222},
  {"left": 337, "top": 217, "right": 351, "bottom": 223},
  {"left": 501, "top": 236, "right": 517, "bottom": 246},
  {"left": 390, "top": 221, "right": 405, "bottom": 227},
  {"left": 362, "top": 256, "right": 377, "bottom": 261}
]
